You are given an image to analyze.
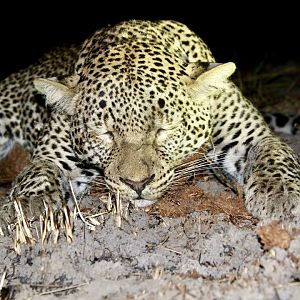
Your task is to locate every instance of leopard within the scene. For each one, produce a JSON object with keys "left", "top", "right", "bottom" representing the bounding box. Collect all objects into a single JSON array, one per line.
[{"left": 1, "top": 19, "right": 300, "bottom": 234}]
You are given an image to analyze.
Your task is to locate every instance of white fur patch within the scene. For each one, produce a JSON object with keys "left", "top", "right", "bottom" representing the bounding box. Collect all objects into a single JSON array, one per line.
[{"left": 133, "top": 199, "right": 156, "bottom": 208}]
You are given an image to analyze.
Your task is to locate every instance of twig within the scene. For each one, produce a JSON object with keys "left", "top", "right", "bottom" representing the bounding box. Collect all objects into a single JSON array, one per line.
[
  {"left": 0, "top": 268, "right": 7, "bottom": 291},
  {"left": 115, "top": 190, "right": 122, "bottom": 227},
  {"left": 38, "top": 282, "right": 88, "bottom": 296},
  {"left": 62, "top": 205, "right": 73, "bottom": 242},
  {"left": 163, "top": 247, "right": 182, "bottom": 255},
  {"left": 13, "top": 199, "right": 35, "bottom": 253}
]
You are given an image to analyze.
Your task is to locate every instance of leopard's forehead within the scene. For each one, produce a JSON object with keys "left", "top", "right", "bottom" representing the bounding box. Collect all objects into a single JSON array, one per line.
[
  {"left": 75, "top": 40, "right": 191, "bottom": 133},
  {"left": 78, "top": 39, "right": 189, "bottom": 90},
  {"left": 75, "top": 20, "right": 191, "bottom": 97}
]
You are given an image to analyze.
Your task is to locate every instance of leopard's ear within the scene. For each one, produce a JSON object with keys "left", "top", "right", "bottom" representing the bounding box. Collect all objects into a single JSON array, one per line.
[
  {"left": 33, "top": 75, "right": 80, "bottom": 115},
  {"left": 188, "top": 62, "right": 236, "bottom": 99}
]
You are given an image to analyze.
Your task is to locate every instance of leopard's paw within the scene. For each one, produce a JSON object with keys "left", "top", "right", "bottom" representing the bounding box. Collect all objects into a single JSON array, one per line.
[
  {"left": 0, "top": 160, "right": 73, "bottom": 244},
  {"left": 245, "top": 192, "right": 300, "bottom": 220},
  {"left": 244, "top": 174, "right": 300, "bottom": 220}
]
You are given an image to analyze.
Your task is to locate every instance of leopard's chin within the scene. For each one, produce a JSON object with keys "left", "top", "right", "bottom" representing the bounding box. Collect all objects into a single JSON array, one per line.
[{"left": 131, "top": 198, "right": 157, "bottom": 208}]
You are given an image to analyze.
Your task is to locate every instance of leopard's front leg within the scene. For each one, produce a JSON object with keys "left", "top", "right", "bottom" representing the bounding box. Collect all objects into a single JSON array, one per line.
[
  {"left": 210, "top": 82, "right": 300, "bottom": 220},
  {"left": 0, "top": 112, "right": 93, "bottom": 235}
]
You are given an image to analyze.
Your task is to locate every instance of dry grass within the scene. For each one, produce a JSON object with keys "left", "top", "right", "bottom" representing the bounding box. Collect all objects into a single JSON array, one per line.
[
  {"left": 11, "top": 199, "right": 74, "bottom": 254},
  {"left": 9, "top": 180, "right": 125, "bottom": 253},
  {"left": 146, "top": 183, "right": 255, "bottom": 225}
]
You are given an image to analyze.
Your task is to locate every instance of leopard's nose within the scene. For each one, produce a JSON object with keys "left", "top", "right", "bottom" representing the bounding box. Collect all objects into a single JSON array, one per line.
[{"left": 120, "top": 174, "right": 155, "bottom": 196}]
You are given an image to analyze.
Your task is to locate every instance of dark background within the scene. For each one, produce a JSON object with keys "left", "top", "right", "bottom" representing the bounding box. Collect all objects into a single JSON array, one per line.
[{"left": 0, "top": 2, "right": 299, "bottom": 79}]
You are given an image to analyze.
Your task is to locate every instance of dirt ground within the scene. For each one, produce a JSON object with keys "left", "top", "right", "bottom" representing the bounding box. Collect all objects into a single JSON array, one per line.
[{"left": 1, "top": 68, "right": 300, "bottom": 299}]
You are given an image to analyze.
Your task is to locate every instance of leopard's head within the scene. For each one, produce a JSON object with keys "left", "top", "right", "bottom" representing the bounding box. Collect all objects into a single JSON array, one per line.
[{"left": 34, "top": 40, "right": 235, "bottom": 207}]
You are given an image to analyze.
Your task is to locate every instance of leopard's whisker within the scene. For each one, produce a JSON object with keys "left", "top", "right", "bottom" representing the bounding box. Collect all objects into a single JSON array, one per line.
[
  {"left": 174, "top": 164, "right": 225, "bottom": 175},
  {"left": 88, "top": 180, "right": 107, "bottom": 186},
  {"left": 175, "top": 153, "right": 228, "bottom": 170},
  {"left": 175, "top": 165, "right": 226, "bottom": 175}
]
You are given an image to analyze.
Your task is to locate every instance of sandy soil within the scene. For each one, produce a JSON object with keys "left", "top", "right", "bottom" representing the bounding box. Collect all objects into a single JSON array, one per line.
[{"left": 0, "top": 130, "right": 299, "bottom": 300}]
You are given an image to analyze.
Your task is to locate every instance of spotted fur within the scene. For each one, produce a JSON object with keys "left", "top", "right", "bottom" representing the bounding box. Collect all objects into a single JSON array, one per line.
[{"left": 1, "top": 20, "right": 300, "bottom": 230}]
